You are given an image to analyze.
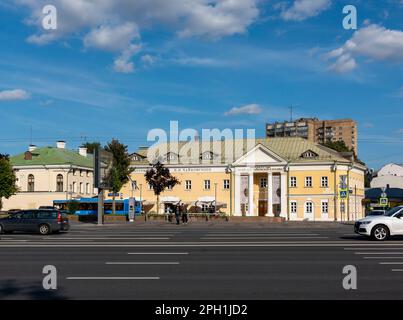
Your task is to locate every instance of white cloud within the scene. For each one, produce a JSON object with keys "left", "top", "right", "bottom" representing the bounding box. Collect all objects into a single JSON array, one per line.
[
  {"left": 225, "top": 103, "right": 262, "bottom": 116},
  {"left": 0, "top": 89, "right": 30, "bottom": 101},
  {"left": 281, "top": 0, "right": 331, "bottom": 21},
  {"left": 84, "top": 23, "right": 140, "bottom": 52},
  {"left": 17, "top": 0, "right": 259, "bottom": 42},
  {"left": 326, "top": 24, "right": 403, "bottom": 73},
  {"left": 113, "top": 44, "right": 142, "bottom": 73},
  {"left": 140, "top": 54, "right": 156, "bottom": 66},
  {"left": 16, "top": 0, "right": 260, "bottom": 72}
]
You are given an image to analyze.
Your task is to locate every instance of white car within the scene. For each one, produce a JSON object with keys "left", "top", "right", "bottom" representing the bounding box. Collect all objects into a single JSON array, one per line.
[{"left": 355, "top": 206, "right": 403, "bottom": 241}]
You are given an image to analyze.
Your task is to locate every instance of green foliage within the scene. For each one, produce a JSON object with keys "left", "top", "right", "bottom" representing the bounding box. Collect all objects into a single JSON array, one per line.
[
  {"left": 67, "top": 200, "right": 80, "bottom": 215},
  {"left": 322, "top": 140, "right": 351, "bottom": 153},
  {"left": 0, "top": 155, "right": 18, "bottom": 210},
  {"left": 145, "top": 161, "right": 180, "bottom": 196},
  {"left": 104, "top": 139, "right": 133, "bottom": 194},
  {"left": 145, "top": 162, "right": 180, "bottom": 215},
  {"left": 82, "top": 142, "right": 101, "bottom": 154}
]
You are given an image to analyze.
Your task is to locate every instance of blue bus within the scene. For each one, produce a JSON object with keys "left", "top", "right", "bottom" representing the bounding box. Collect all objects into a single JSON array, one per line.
[{"left": 53, "top": 198, "right": 142, "bottom": 216}]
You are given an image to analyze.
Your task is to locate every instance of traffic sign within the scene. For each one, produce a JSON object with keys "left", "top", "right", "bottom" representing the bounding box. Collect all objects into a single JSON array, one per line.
[
  {"left": 339, "top": 189, "right": 349, "bottom": 199},
  {"left": 379, "top": 197, "right": 389, "bottom": 207}
]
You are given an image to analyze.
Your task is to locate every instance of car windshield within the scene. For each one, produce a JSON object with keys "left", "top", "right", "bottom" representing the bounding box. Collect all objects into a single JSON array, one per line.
[{"left": 384, "top": 207, "right": 403, "bottom": 217}]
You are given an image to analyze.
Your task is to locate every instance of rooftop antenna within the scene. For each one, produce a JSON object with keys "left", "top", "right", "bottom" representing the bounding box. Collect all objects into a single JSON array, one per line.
[{"left": 289, "top": 105, "right": 294, "bottom": 122}]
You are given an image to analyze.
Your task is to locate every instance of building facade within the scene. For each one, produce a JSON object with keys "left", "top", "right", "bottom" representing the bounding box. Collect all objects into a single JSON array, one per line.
[
  {"left": 266, "top": 118, "right": 358, "bottom": 154},
  {"left": 371, "top": 163, "right": 403, "bottom": 189},
  {"left": 123, "top": 137, "right": 366, "bottom": 221},
  {"left": 3, "top": 141, "right": 96, "bottom": 210}
]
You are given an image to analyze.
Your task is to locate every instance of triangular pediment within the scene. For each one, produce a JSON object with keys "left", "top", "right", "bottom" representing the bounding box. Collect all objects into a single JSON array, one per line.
[{"left": 234, "top": 143, "right": 287, "bottom": 166}]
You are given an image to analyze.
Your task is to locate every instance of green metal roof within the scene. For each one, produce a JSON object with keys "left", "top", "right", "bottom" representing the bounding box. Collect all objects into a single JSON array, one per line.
[
  {"left": 131, "top": 137, "right": 360, "bottom": 165},
  {"left": 11, "top": 147, "right": 93, "bottom": 168}
]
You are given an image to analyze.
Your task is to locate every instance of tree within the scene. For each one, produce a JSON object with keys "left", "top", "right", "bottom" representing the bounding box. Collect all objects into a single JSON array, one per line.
[
  {"left": 82, "top": 142, "right": 101, "bottom": 154},
  {"left": 322, "top": 140, "right": 351, "bottom": 153},
  {"left": 0, "top": 154, "right": 18, "bottom": 210},
  {"left": 104, "top": 139, "right": 133, "bottom": 214},
  {"left": 145, "top": 161, "right": 180, "bottom": 216}
]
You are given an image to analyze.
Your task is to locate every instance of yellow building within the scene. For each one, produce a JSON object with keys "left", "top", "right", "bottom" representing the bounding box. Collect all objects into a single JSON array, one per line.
[{"left": 121, "top": 137, "right": 366, "bottom": 221}]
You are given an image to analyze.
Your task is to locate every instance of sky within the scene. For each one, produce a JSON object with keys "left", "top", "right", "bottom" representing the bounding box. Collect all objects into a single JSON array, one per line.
[{"left": 0, "top": 0, "right": 402, "bottom": 170}]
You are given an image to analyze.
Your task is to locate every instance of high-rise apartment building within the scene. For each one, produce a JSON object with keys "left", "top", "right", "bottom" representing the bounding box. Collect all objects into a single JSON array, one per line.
[{"left": 266, "top": 118, "right": 357, "bottom": 154}]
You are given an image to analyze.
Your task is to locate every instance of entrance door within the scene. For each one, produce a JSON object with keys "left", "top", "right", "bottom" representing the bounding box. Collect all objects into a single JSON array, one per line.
[{"left": 258, "top": 200, "right": 267, "bottom": 217}]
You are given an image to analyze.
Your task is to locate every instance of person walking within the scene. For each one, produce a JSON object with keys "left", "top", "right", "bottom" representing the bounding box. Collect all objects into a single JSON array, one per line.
[
  {"left": 175, "top": 205, "right": 181, "bottom": 225},
  {"left": 182, "top": 205, "right": 188, "bottom": 224}
]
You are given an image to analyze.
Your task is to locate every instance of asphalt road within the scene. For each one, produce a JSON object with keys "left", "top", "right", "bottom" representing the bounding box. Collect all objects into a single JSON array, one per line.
[{"left": 1, "top": 221, "right": 403, "bottom": 300}]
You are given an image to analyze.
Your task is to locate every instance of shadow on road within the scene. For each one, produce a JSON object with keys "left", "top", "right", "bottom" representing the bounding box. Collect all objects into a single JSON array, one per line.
[{"left": 0, "top": 279, "right": 68, "bottom": 300}]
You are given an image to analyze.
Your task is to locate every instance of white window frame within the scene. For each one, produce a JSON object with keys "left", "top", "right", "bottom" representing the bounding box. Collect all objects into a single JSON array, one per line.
[
  {"left": 321, "top": 176, "right": 329, "bottom": 188},
  {"left": 223, "top": 179, "right": 230, "bottom": 190},
  {"left": 204, "top": 180, "right": 211, "bottom": 190},
  {"left": 260, "top": 178, "right": 267, "bottom": 189},
  {"left": 185, "top": 180, "right": 192, "bottom": 190},
  {"left": 305, "top": 176, "right": 313, "bottom": 188},
  {"left": 290, "top": 201, "right": 297, "bottom": 214},
  {"left": 290, "top": 176, "right": 297, "bottom": 188},
  {"left": 305, "top": 201, "right": 313, "bottom": 214},
  {"left": 321, "top": 200, "right": 329, "bottom": 214}
]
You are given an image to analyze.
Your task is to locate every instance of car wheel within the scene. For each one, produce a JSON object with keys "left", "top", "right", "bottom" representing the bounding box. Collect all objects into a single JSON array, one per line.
[
  {"left": 39, "top": 224, "right": 51, "bottom": 235},
  {"left": 372, "top": 225, "right": 390, "bottom": 241}
]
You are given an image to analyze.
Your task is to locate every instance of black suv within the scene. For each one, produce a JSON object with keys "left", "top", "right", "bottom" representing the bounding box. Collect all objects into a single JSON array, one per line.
[{"left": 0, "top": 210, "right": 69, "bottom": 235}]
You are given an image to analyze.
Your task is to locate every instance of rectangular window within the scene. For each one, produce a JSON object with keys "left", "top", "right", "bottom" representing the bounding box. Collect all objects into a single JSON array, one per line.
[
  {"left": 321, "top": 176, "right": 329, "bottom": 188},
  {"left": 204, "top": 180, "right": 211, "bottom": 190},
  {"left": 223, "top": 180, "right": 230, "bottom": 190},
  {"left": 260, "top": 178, "right": 267, "bottom": 188},
  {"left": 290, "top": 201, "right": 297, "bottom": 214},
  {"left": 185, "top": 180, "right": 192, "bottom": 190},
  {"left": 167, "top": 184, "right": 173, "bottom": 190},
  {"left": 86, "top": 183, "right": 90, "bottom": 194},
  {"left": 305, "top": 202, "right": 313, "bottom": 214},
  {"left": 321, "top": 201, "right": 329, "bottom": 214},
  {"left": 305, "top": 177, "right": 313, "bottom": 188},
  {"left": 290, "top": 177, "right": 297, "bottom": 188},
  {"left": 148, "top": 183, "right": 154, "bottom": 190}
]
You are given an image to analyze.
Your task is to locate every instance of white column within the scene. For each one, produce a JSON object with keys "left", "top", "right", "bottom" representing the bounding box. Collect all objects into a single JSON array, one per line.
[
  {"left": 267, "top": 172, "right": 273, "bottom": 217},
  {"left": 280, "top": 172, "right": 287, "bottom": 218},
  {"left": 248, "top": 172, "right": 254, "bottom": 216},
  {"left": 234, "top": 172, "right": 241, "bottom": 216}
]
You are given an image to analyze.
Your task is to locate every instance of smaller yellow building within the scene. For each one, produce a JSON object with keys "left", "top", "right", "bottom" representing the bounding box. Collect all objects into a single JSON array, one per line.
[{"left": 121, "top": 137, "right": 366, "bottom": 221}]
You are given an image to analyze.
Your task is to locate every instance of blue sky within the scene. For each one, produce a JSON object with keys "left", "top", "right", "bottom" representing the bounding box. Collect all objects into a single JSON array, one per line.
[{"left": 0, "top": 0, "right": 402, "bottom": 169}]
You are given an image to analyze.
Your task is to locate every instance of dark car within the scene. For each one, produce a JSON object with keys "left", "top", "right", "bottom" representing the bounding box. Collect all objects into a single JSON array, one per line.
[
  {"left": 0, "top": 210, "right": 69, "bottom": 235},
  {"left": 366, "top": 210, "right": 386, "bottom": 217}
]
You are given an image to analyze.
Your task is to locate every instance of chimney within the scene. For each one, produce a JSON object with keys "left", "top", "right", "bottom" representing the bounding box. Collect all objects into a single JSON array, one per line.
[
  {"left": 56, "top": 141, "right": 66, "bottom": 149},
  {"left": 28, "top": 144, "right": 37, "bottom": 152},
  {"left": 24, "top": 151, "right": 32, "bottom": 160},
  {"left": 79, "top": 146, "right": 87, "bottom": 157}
]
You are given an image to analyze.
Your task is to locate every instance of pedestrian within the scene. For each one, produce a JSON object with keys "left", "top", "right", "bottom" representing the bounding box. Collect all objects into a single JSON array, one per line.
[
  {"left": 182, "top": 206, "right": 188, "bottom": 224},
  {"left": 175, "top": 206, "right": 181, "bottom": 225}
]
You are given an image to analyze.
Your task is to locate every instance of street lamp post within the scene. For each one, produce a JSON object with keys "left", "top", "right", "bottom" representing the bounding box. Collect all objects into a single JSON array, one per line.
[{"left": 225, "top": 164, "right": 233, "bottom": 219}]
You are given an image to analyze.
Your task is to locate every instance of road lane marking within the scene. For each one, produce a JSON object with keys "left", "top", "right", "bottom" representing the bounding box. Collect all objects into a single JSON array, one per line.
[
  {"left": 42, "top": 237, "right": 171, "bottom": 240},
  {"left": 127, "top": 252, "right": 188, "bottom": 255},
  {"left": 66, "top": 277, "right": 160, "bottom": 280},
  {"left": 355, "top": 252, "right": 403, "bottom": 255},
  {"left": 201, "top": 236, "right": 329, "bottom": 240},
  {"left": 106, "top": 262, "right": 179, "bottom": 265},
  {"left": 364, "top": 257, "right": 403, "bottom": 259},
  {"left": 391, "top": 269, "right": 403, "bottom": 272},
  {"left": 204, "top": 233, "right": 320, "bottom": 236},
  {"left": 379, "top": 262, "right": 403, "bottom": 265},
  {"left": 345, "top": 248, "right": 403, "bottom": 251}
]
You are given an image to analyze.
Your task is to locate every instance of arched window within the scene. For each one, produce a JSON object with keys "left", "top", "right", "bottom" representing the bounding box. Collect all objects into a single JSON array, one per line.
[
  {"left": 27, "top": 174, "right": 35, "bottom": 192},
  {"left": 56, "top": 174, "right": 63, "bottom": 192}
]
